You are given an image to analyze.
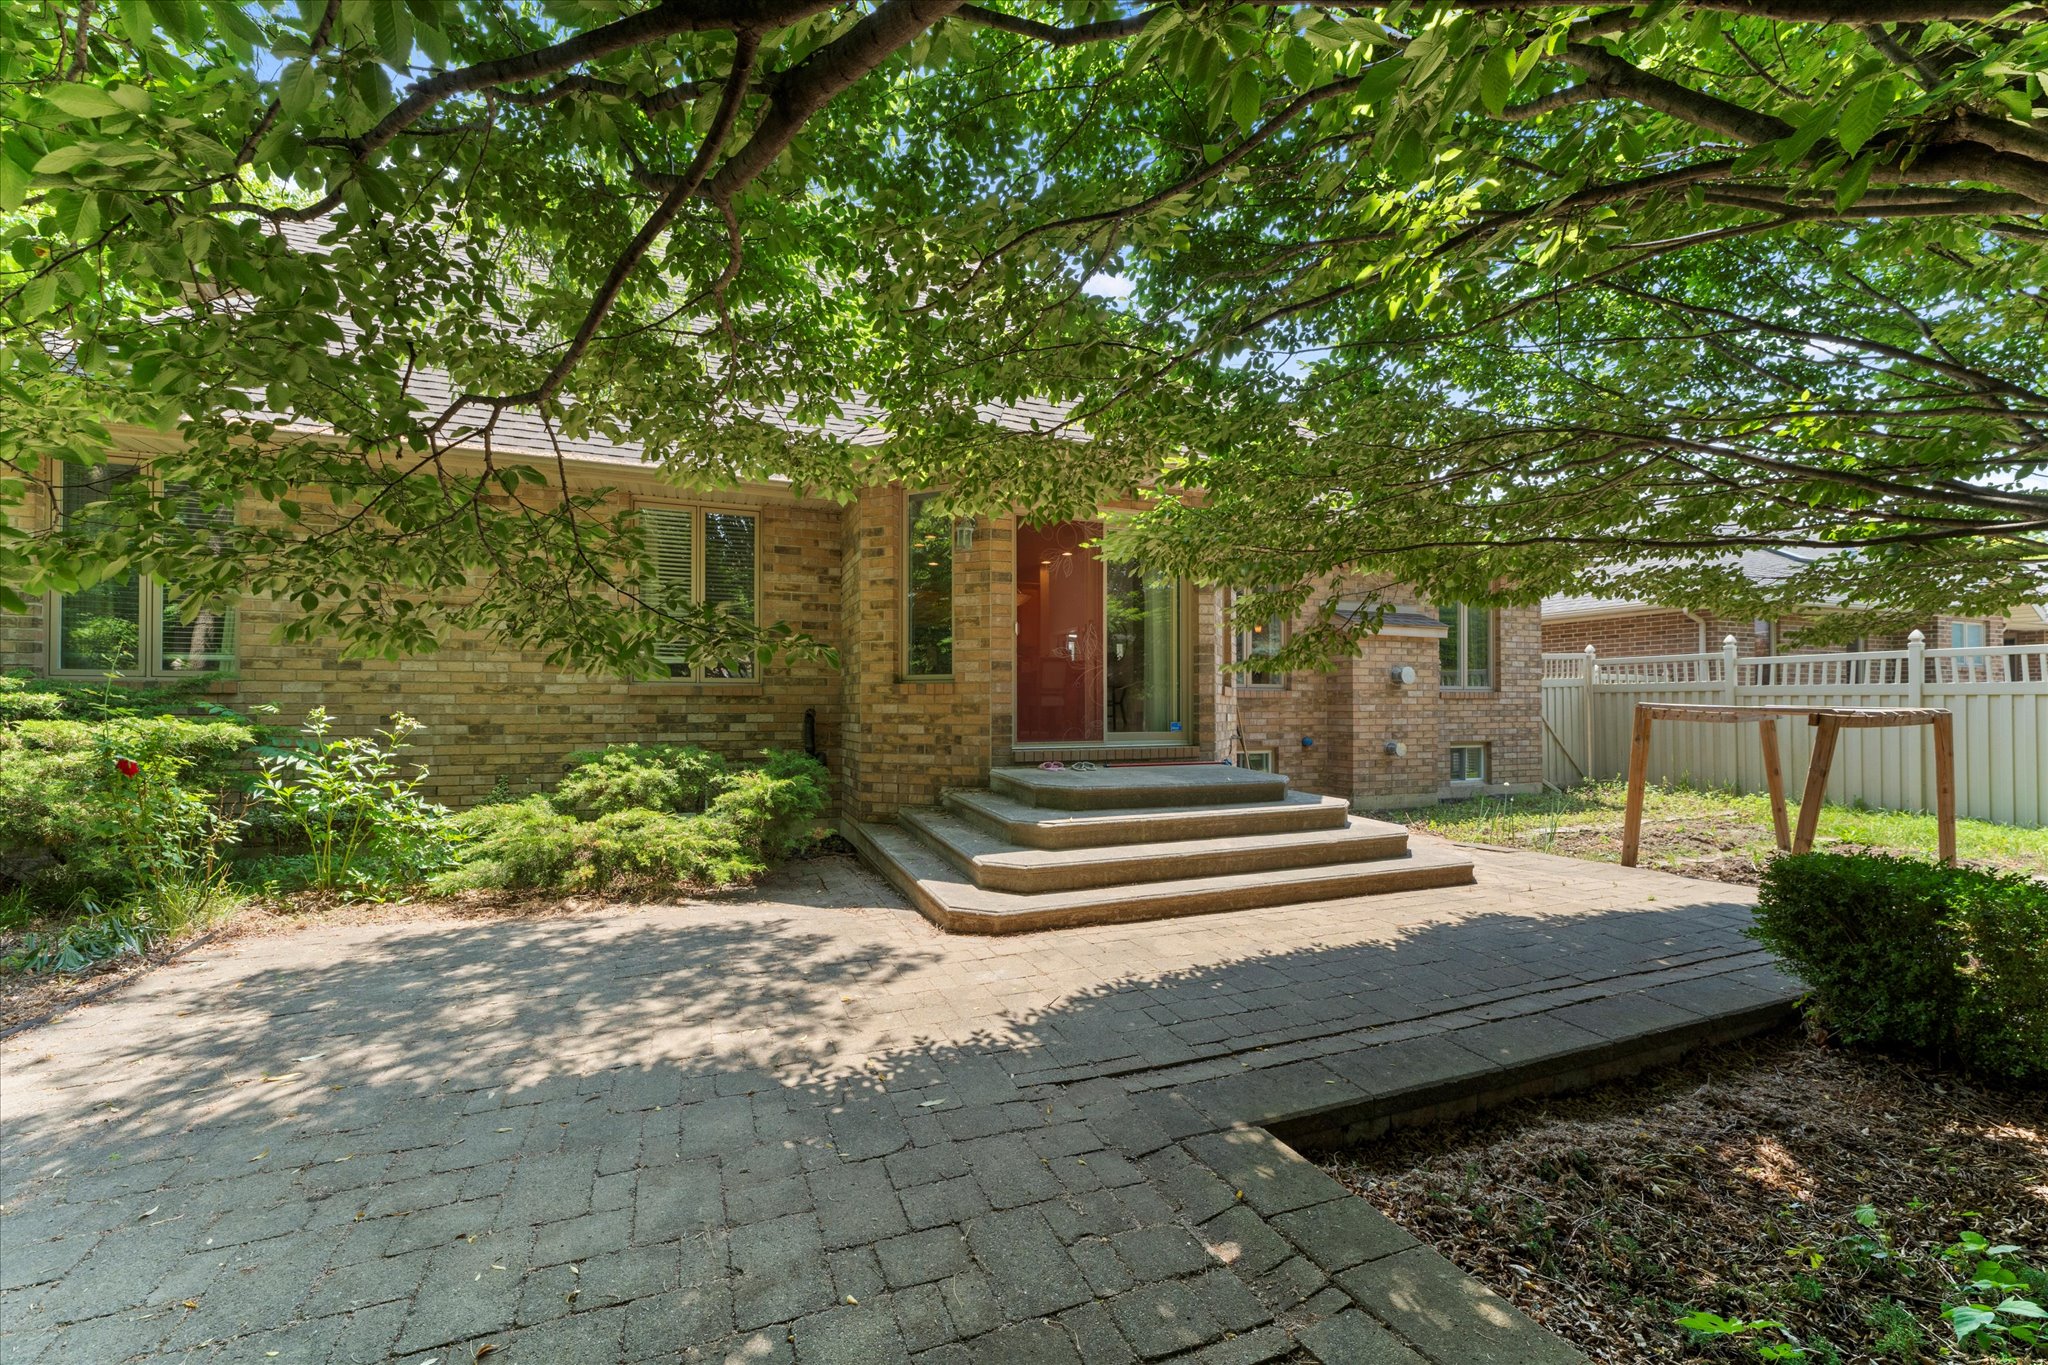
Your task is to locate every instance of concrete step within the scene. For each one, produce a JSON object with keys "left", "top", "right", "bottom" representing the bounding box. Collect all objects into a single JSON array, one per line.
[
  {"left": 943, "top": 788, "right": 1352, "bottom": 850},
  {"left": 989, "top": 763, "right": 1289, "bottom": 811},
  {"left": 845, "top": 820, "right": 1477, "bottom": 934},
  {"left": 901, "top": 808, "right": 1412, "bottom": 894}
]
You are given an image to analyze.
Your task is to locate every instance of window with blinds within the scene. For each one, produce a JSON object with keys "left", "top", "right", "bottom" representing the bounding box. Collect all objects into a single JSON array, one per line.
[
  {"left": 641, "top": 504, "right": 757, "bottom": 680},
  {"left": 54, "top": 464, "right": 237, "bottom": 677},
  {"left": 160, "top": 485, "right": 237, "bottom": 673}
]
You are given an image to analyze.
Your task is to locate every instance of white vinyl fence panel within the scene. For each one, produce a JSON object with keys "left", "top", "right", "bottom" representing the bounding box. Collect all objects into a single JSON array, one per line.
[{"left": 1539, "top": 633, "right": 2048, "bottom": 827}]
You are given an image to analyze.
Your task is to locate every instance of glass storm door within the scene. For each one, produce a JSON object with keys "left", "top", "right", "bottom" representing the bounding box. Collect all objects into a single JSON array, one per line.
[{"left": 1016, "top": 521, "right": 1185, "bottom": 744}]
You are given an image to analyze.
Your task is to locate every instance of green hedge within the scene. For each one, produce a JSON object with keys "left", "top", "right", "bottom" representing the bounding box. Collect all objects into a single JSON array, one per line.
[{"left": 1750, "top": 852, "right": 2046, "bottom": 1083}]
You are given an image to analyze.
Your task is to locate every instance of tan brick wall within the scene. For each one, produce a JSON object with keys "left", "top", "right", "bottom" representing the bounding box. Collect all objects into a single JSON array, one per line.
[
  {"left": 836, "top": 488, "right": 1012, "bottom": 821},
  {"left": 226, "top": 486, "right": 847, "bottom": 808},
  {"left": 9, "top": 453, "right": 1549, "bottom": 817},
  {"left": 1234, "top": 596, "right": 1542, "bottom": 808},
  {"left": 5, "top": 462, "right": 847, "bottom": 809}
]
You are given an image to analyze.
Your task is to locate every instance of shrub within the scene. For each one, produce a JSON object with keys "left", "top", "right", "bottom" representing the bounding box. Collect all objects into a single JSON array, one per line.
[
  {"left": 431, "top": 748, "right": 828, "bottom": 894},
  {"left": 0, "top": 713, "right": 256, "bottom": 907},
  {"left": 706, "top": 750, "right": 830, "bottom": 860},
  {"left": 432, "top": 797, "right": 585, "bottom": 892},
  {"left": 1750, "top": 852, "right": 2046, "bottom": 1083},
  {"left": 0, "top": 676, "right": 65, "bottom": 723},
  {"left": 554, "top": 743, "right": 730, "bottom": 818},
  {"left": 586, "top": 808, "right": 759, "bottom": 886},
  {"left": 253, "top": 709, "right": 454, "bottom": 895}
]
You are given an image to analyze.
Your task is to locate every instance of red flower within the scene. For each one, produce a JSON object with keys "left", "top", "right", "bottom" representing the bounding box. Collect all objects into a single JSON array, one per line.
[{"left": 115, "top": 758, "right": 140, "bottom": 778}]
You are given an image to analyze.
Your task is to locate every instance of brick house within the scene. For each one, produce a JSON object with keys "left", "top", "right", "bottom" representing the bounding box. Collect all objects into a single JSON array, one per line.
[
  {"left": 1540, "top": 548, "right": 2010, "bottom": 660},
  {"left": 7, "top": 423, "right": 1542, "bottom": 821}
]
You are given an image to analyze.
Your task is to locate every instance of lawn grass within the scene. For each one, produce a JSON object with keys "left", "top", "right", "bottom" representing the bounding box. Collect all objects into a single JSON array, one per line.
[{"left": 1386, "top": 781, "right": 2048, "bottom": 881}]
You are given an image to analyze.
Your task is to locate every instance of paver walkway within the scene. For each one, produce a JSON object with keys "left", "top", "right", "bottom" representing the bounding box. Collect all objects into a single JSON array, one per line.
[{"left": 1, "top": 841, "right": 1798, "bottom": 1364}]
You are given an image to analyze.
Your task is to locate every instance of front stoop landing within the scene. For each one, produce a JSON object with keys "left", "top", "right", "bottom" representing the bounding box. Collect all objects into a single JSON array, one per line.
[{"left": 847, "top": 764, "right": 1476, "bottom": 932}]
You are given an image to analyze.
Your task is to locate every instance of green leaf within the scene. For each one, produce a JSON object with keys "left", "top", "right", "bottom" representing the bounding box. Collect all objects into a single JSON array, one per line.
[
  {"left": 1835, "top": 151, "right": 1875, "bottom": 212},
  {"left": 1946, "top": 1305, "right": 1999, "bottom": 1340},
  {"left": 1772, "top": 95, "right": 1850, "bottom": 166},
  {"left": 19, "top": 272, "right": 59, "bottom": 319},
  {"left": 1837, "top": 79, "right": 1893, "bottom": 156},
  {"left": 278, "top": 62, "right": 317, "bottom": 121},
  {"left": 32, "top": 144, "right": 96, "bottom": 175},
  {"left": 0, "top": 157, "right": 26, "bottom": 211},
  {"left": 1282, "top": 37, "right": 1318, "bottom": 89},
  {"left": 1228, "top": 63, "right": 1262, "bottom": 133},
  {"left": 1479, "top": 45, "right": 1513, "bottom": 116},
  {"left": 46, "top": 84, "right": 125, "bottom": 118}
]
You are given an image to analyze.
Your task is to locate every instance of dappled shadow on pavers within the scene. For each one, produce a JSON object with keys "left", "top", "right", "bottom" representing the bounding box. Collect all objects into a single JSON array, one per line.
[{"left": 0, "top": 855, "right": 1793, "bottom": 1364}]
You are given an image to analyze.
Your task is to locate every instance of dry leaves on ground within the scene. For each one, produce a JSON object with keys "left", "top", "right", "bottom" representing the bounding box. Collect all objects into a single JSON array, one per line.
[{"left": 1318, "top": 1033, "right": 2048, "bottom": 1364}]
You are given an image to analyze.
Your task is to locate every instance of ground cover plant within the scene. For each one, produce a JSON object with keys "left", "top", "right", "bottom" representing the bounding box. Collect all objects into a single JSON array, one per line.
[
  {"left": 1387, "top": 783, "right": 2048, "bottom": 886},
  {"left": 1319, "top": 1032, "right": 2048, "bottom": 1364}
]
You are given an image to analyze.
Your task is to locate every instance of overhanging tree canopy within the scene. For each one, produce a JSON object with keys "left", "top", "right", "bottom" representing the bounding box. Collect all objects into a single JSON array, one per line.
[{"left": 2, "top": 0, "right": 2043, "bottom": 671}]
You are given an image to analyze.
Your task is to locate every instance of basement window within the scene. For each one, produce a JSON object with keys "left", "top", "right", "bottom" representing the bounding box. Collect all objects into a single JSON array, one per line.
[
  {"left": 1448, "top": 744, "right": 1488, "bottom": 784},
  {"left": 1237, "top": 749, "right": 1275, "bottom": 773}
]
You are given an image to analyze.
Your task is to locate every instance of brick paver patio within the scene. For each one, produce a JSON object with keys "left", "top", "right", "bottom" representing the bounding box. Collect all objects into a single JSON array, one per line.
[{"left": 1, "top": 841, "right": 1798, "bottom": 1364}]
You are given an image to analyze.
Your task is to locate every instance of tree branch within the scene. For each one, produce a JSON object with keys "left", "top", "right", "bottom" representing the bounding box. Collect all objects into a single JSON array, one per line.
[
  {"left": 350, "top": 0, "right": 837, "bottom": 157},
  {"left": 953, "top": 3, "right": 1163, "bottom": 46},
  {"left": 1465, "top": 0, "right": 2048, "bottom": 21},
  {"left": 466, "top": 31, "right": 762, "bottom": 411},
  {"left": 705, "top": 0, "right": 969, "bottom": 201}
]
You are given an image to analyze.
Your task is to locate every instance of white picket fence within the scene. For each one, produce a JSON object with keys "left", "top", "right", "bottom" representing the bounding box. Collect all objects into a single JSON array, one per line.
[{"left": 1541, "top": 632, "right": 2048, "bottom": 827}]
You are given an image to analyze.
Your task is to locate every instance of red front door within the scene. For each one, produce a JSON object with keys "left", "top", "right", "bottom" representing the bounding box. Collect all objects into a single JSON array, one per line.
[{"left": 1015, "top": 520, "right": 1104, "bottom": 743}]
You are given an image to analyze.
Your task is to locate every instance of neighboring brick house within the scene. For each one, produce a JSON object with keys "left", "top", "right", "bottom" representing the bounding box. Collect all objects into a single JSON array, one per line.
[
  {"left": 1540, "top": 548, "right": 2009, "bottom": 659},
  {"left": 8, "top": 426, "right": 1542, "bottom": 821},
  {"left": 2005, "top": 604, "right": 2048, "bottom": 647}
]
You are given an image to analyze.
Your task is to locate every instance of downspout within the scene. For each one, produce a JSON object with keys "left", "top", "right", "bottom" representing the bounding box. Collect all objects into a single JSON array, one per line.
[{"left": 1681, "top": 609, "right": 1710, "bottom": 653}]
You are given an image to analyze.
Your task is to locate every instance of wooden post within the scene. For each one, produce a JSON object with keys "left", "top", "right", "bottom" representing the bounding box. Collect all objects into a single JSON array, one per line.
[
  {"left": 1619, "top": 703, "right": 1655, "bottom": 867},
  {"left": 1792, "top": 715, "right": 1842, "bottom": 854},
  {"left": 1932, "top": 710, "right": 1958, "bottom": 864},
  {"left": 1758, "top": 717, "right": 1790, "bottom": 852}
]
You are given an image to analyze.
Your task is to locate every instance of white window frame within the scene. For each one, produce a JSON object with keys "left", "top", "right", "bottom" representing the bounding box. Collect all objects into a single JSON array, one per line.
[
  {"left": 1438, "top": 604, "right": 1493, "bottom": 691},
  {"left": 1448, "top": 743, "right": 1488, "bottom": 784},
  {"left": 1236, "top": 748, "right": 1276, "bottom": 773},
  {"left": 903, "top": 491, "right": 955, "bottom": 679},
  {"left": 1233, "top": 592, "right": 1287, "bottom": 689},
  {"left": 48, "top": 463, "right": 237, "bottom": 680},
  {"left": 641, "top": 503, "right": 759, "bottom": 682}
]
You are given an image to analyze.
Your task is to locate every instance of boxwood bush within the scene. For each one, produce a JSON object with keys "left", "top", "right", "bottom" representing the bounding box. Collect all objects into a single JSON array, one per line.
[{"left": 1750, "top": 852, "right": 2046, "bottom": 1083}]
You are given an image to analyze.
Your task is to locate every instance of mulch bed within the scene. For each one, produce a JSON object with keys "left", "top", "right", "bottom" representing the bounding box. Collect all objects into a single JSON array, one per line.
[{"left": 1316, "top": 1032, "right": 2048, "bottom": 1363}]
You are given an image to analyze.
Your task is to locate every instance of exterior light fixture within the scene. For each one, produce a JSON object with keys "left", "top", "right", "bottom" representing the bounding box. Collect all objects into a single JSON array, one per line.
[{"left": 1389, "top": 665, "right": 1417, "bottom": 685}]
